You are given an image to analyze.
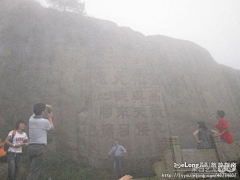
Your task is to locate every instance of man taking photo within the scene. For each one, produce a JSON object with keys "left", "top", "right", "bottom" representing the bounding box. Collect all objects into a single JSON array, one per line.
[{"left": 26, "top": 103, "right": 54, "bottom": 180}]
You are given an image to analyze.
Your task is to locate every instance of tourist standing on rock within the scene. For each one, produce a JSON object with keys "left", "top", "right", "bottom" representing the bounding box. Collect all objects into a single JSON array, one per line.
[
  {"left": 4, "top": 120, "right": 29, "bottom": 180},
  {"left": 26, "top": 103, "right": 54, "bottom": 180},
  {"left": 193, "top": 121, "right": 214, "bottom": 149},
  {"left": 107, "top": 139, "right": 127, "bottom": 178},
  {"left": 209, "top": 110, "right": 234, "bottom": 143}
]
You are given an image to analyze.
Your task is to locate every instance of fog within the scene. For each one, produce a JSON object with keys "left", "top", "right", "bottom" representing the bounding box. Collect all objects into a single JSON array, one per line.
[
  {"left": 36, "top": 0, "right": 240, "bottom": 70},
  {"left": 1, "top": 1, "right": 240, "bottom": 179}
]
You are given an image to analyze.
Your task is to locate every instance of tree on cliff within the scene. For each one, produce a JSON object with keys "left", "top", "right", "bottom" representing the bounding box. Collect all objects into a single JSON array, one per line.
[{"left": 46, "top": 0, "right": 85, "bottom": 14}]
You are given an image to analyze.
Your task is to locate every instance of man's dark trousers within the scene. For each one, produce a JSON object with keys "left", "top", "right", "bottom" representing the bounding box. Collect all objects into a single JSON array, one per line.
[
  {"left": 26, "top": 144, "right": 46, "bottom": 180},
  {"left": 7, "top": 153, "right": 21, "bottom": 180},
  {"left": 113, "top": 156, "right": 123, "bottom": 177}
]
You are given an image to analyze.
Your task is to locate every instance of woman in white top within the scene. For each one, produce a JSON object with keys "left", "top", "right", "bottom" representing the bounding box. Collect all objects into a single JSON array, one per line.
[{"left": 5, "top": 120, "right": 28, "bottom": 180}]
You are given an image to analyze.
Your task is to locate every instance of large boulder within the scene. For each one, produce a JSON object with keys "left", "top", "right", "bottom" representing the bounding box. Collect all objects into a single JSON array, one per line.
[{"left": 0, "top": 0, "right": 240, "bottom": 175}]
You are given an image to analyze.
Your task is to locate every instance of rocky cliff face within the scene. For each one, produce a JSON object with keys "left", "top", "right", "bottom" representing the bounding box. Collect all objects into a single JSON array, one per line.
[{"left": 1, "top": 0, "right": 240, "bottom": 171}]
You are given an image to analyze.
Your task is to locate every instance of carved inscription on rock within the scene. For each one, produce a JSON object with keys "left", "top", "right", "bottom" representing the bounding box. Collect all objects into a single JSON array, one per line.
[{"left": 136, "top": 122, "right": 150, "bottom": 136}]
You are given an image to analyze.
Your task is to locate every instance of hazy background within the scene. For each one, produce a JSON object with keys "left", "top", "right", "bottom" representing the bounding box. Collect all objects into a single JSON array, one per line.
[{"left": 36, "top": 0, "right": 240, "bottom": 70}]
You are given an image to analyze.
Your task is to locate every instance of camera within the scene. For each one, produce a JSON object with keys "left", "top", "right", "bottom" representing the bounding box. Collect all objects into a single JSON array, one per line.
[{"left": 48, "top": 108, "right": 52, "bottom": 113}]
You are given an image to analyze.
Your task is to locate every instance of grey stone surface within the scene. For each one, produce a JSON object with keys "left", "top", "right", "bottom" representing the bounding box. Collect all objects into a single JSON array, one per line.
[
  {"left": 0, "top": 0, "right": 240, "bottom": 174},
  {"left": 181, "top": 149, "right": 218, "bottom": 164}
]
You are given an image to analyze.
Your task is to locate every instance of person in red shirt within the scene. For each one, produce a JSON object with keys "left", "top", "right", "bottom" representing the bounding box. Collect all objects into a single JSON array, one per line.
[{"left": 210, "top": 110, "right": 234, "bottom": 143}]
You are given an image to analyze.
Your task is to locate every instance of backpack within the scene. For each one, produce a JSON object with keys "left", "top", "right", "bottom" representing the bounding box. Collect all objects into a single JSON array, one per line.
[{"left": 4, "top": 130, "right": 16, "bottom": 152}]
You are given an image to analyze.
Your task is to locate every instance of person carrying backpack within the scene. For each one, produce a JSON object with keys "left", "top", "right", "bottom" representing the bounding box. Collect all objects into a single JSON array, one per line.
[{"left": 4, "top": 120, "right": 28, "bottom": 180}]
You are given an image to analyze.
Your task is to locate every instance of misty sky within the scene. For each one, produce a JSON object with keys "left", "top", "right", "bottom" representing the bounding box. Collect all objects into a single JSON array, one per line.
[{"left": 36, "top": 0, "right": 240, "bottom": 70}]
